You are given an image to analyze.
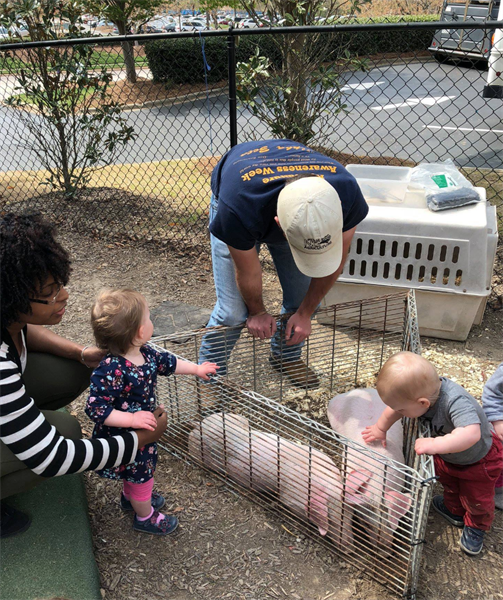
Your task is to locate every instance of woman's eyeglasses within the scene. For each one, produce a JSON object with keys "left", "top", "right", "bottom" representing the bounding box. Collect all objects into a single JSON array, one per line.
[{"left": 29, "top": 285, "right": 65, "bottom": 305}]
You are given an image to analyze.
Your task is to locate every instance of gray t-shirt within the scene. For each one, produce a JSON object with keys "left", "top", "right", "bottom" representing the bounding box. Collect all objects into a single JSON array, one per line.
[{"left": 420, "top": 377, "right": 492, "bottom": 465}]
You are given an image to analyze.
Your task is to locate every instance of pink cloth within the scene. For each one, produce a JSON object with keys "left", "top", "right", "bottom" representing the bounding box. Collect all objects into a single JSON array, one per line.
[{"left": 123, "top": 478, "right": 154, "bottom": 502}]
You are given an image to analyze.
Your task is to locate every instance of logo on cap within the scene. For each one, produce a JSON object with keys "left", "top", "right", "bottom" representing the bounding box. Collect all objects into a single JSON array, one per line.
[{"left": 304, "top": 234, "right": 332, "bottom": 251}]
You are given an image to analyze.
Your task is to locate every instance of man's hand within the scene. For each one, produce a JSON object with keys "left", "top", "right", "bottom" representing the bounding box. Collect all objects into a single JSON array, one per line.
[
  {"left": 196, "top": 362, "right": 220, "bottom": 381},
  {"left": 492, "top": 420, "right": 503, "bottom": 441},
  {"left": 246, "top": 312, "right": 277, "bottom": 340},
  {"left": 285, "top": 312, "right": 311, "bottom": 346},
  {"left": 415, "top": 437, "right": 438, "bottom": 455},
  {"left": 131, "top": 411, "right": 158, "bottom": 431},
  {"left": 362, "top": 424, "right": 387, "bottom": 447}
]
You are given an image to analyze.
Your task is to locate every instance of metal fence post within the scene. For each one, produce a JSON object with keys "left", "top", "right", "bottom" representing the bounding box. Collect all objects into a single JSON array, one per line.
[{"left": 227, "top": 28, "right": 238, "bottom": 147}]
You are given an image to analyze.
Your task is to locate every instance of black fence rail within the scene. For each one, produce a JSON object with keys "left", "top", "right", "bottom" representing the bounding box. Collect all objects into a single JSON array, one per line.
[{"left": 0, "top": 21, "right": 502, "bottom": 303}]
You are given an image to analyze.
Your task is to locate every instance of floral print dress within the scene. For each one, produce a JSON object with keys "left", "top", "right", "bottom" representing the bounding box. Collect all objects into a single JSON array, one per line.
[{"left": 86, "top": 345, "right": 177, "bottom": 483}]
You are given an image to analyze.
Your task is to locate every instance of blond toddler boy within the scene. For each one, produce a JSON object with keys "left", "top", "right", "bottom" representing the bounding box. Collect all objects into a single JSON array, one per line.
[{"left": 362, "top": 351, "right": 503, "bottom": 556}]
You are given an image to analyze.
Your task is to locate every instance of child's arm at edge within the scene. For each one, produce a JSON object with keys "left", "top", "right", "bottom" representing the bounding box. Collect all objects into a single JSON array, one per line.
[
  {"left": 415, "top": 424, "right": 481, "bottom": 455},
  {"left": 362, "top": 406, "right": 403, "bottom": 447},
  {"left": 174, "top": 359, "right": 219, "bottom": 381}
]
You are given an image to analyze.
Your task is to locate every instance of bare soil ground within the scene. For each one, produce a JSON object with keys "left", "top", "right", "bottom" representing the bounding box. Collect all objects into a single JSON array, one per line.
[
  {"left": 47, "top": 225, "right": 503, "bottom": 600},
  {"left": 104, "top": 79, "right": 227, "bottom": 108}
]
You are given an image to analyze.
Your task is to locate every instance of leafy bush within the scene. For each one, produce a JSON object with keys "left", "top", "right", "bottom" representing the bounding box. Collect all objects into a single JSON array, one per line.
[
  {"left": 145, "top": 34, "right": 282, "bottom": 85},
  {"left": 334, "top": 15, "right": 439, "bottom": 56}
]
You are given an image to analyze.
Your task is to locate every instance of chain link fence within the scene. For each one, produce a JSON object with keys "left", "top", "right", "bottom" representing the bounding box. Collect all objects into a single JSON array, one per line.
[{"left": 0, "top": 21, "right": 501, "bottom": 303}]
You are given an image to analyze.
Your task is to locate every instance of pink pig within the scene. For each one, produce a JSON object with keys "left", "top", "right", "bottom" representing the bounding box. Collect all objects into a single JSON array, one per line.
[
  {"left": 188, "top": 412, "right": 370, "bottom": 549},
  {"left": 327, "top": 388, "right": 413, "bottom": 552}
]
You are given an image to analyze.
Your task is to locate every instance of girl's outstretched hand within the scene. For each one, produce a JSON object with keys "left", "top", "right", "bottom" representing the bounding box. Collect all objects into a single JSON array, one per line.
[{"left": 196, "top": 362, "right": 219, "bottom": 381}]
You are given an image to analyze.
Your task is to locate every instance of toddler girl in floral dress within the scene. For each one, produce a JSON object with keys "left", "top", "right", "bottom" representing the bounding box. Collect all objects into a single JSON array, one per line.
[{"left": 86, "top": 289, "right": 218, "bottom": 535}]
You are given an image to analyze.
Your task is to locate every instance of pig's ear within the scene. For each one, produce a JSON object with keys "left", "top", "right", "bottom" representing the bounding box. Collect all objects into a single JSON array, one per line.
[
  {"left": 306, "top": 490, "right": 329, "bottom": 536},
  {"left": 345, "top": 469, "right": 372, "bottom": 505},
  {"left": 384, "top": 491, "right": 412, "bottom": 530}
]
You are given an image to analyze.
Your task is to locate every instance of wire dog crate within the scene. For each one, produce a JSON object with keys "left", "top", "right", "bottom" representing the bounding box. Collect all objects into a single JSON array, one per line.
[{"left": 153, "top": 291, "right": 434, "bottom": 598}]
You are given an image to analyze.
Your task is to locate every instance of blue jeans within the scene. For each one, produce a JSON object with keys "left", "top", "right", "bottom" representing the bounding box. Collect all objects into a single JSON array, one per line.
[{"left": 198, "top": 195, "right": 312, "bottom": 375}]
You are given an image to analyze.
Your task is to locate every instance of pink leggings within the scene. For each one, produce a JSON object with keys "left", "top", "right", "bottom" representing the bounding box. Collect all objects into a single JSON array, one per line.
[{"left": 123, "top": 479, "right": 154, "bottom": 502}]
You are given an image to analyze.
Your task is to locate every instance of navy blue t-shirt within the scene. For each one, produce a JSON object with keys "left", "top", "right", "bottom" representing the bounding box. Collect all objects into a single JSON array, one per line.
[{"left": 210, "top": 140, "right": 369, "bottom": 251}]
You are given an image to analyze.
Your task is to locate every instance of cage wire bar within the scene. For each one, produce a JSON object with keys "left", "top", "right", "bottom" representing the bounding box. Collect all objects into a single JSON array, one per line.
[
  {"left": 0, "top": 21, "right": 502, "bottom": 304},
  {"left": 153, "top": 291, "right": 435, "bottom": 598}
]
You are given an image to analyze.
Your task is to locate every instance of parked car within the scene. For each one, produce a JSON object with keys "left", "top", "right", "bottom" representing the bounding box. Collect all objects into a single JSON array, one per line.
[
  {"left": 138, "top": 22, "right": 164, "bottom": 33},
  {"left": 429, "top": 0, "right": 500, "bottom": 63},
  {"left": 162, "top": 20, "right": 176, "bottom": 32},
  {"left": 111, "top": 26, "right": 133, "bottom": 35},
  {"left": 148, "top": 16, "right": 176, "bottom": 32},
  {"left": 238, "top": 18, "right": 260, "bottom": 28},
  {"left": 179, "top": 18, "right": 207, "bottom": 31}
]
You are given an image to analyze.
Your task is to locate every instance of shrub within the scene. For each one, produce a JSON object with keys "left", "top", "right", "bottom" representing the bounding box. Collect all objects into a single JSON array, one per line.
[{"left": 145, "top": 34, "right": 282, "bottom": 85}]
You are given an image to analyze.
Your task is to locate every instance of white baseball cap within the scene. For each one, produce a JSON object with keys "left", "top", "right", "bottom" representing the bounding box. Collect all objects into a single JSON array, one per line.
[{"left": 277, "top": 177, "right": 343, "bottom": 278}]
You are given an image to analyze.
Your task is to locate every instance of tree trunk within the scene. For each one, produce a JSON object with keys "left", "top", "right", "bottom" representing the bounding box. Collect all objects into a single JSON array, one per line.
[
  {"left": 55, "top": 119, "right": 73, "bottom": 195},
  {"left": 284, "top": 31, "right": 307, "bottom": 140},
  {"left": 116, "top": 21, "right": 137, "bottom": 84},
  {"left": 121, "top": 40, "right": 137, "bottom": 83}
]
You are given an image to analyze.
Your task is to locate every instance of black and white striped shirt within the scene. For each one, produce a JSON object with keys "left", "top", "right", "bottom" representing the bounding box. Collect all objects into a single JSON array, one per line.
[{"left": 0, "top": 333, "right": 139, "bottom": 477}]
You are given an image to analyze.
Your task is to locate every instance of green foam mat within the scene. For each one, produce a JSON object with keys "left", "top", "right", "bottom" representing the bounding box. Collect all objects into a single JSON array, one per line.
[{"left": 1, "top": 473, "right": 101, "bottom": 600}]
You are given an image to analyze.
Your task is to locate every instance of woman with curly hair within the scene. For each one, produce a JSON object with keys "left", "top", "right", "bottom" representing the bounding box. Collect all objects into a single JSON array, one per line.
[{"left": 0, "top": 212, "right": 167, "bottom": 538}]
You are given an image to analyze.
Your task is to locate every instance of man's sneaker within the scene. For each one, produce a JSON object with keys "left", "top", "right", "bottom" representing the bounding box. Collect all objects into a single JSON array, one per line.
[
  {"left": 0, "top": 503, "right": 31, "bottom": 538},
  {"left": 431, "top": 495, "right": 464, "bottom": 527},
  {"left": 133, "top": 511, "right": 178, "bottom": 536},
  {"left": 269, "top": 355, "right": 320, "bottom": 389},
  {"left": 460, "top": 526, "right": 484, "bottom": 556},
  {"left": 495, "top": 486, "right": 503, "bottom": 511},
  {"left": 121, "top": 491, "right": 165, "bottom": 512}
]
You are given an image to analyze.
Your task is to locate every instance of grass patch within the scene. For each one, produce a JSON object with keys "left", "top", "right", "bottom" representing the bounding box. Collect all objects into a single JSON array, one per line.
[
  {"left": 0, "top": 48, "right": 147, "bottom": 76},
  {"left": 0, "top": 157, "right": 218, "bottom": 245},
  {"left": 7, "top": 86, "right": 96, "bottom": 107},
  {"left": 0, "top": 156, "right": 215, "bottom": 210}
]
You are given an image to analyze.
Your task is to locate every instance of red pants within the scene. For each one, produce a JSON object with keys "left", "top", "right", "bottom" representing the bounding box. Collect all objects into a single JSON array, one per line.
[{"left": 434, "top": 433, "right": 503, "bottom": 531}]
